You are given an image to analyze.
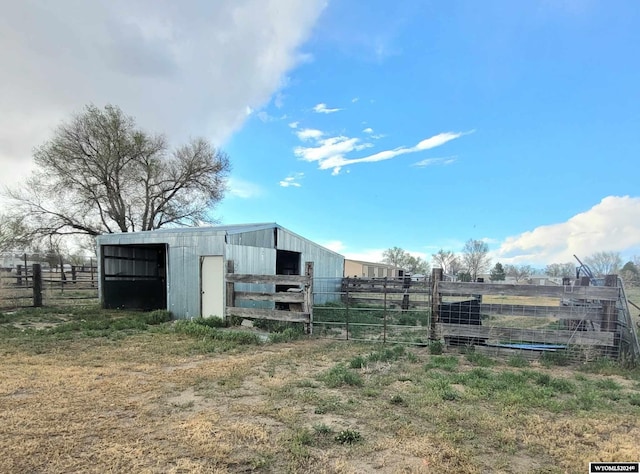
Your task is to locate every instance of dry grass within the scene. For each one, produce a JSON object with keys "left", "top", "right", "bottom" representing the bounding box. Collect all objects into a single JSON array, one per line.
[{"left": 2, "top": 308, "right": 640, "bottom": 473}]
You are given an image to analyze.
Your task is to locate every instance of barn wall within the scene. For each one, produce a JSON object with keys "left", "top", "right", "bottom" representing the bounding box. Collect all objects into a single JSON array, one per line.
[
  {"left": 97, "top": 224, "right": 345, "bottom": 318},
  {"left": 226, "top": 244, "right": 276, "bottom": 309},
  {"left": 276, "top": 228, "right": 344, "bottom": 304},
  {"left": 97, "top": 229, "right": 227, "bottom": 319}
]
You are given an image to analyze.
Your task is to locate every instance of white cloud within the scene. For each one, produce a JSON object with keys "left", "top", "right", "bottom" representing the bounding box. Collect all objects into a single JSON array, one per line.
[
  {"left": 294, "top": 130, "right": 466, "bottom": 174},
  {"left": 288, "top": 121, "right": 299, "bottom": 129},
  {"left": 413, "top": 156, "right": 457, "bottom": 167},
  {"left": 296, "top": 128, "right": 324, "bottom": 141},
  {"left": 343, "top": 249, "right": 386, "bottom": 263},
  {"left": 351, "top": 97, "right": 359, "bottom": 103},
  {"left": 363, "top": 127, "right": 374, "bottom": 134},
  {"left": 493, "top": 196, "right": 640, "bottom": 265},
  {"left": 279, "top": 172, "right": 304, "bottom": 188},
  {"left": 321, "top": 240, "right": 346, "bottom": 253},
  {"left": 226, "top": 177, "right": 263, "bottom": 199},
  {"left": 313, "top": 103, "right": 342, "bottom": 114},
  {"left": 0, "top": 0, "right": 326, "bottom": 189}
]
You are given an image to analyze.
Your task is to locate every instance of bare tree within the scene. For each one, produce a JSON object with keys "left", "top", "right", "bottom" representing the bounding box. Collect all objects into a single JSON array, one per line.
[
  {"left": 544, "top": 262, "right": 575, "bottom": 278},
  {"left": 462, "top": 239, "right": 491, "bottom": 281},
  {"left": 0, "top": 214, "right": 29, "bottom": 252},
  {"left": 4, "top": 105, "right": 230, "bottom": 239},
  {"left": 382, "top": 247, "right": 409, "bottom": 268},
  {"left": 405, "top": 255, "right": 430, "bottom": 275},
  {"left": 584, "top": 251, "right": 622, "bottom": 276},
  {"left": 431, "top": 249, "right": 459, "bottom": 275},
  {"left": 382, "top": 247, "right": 429, "bottom": 274},
  {"left": 505, "top": 264, "right": 533, "bottom": 283}
]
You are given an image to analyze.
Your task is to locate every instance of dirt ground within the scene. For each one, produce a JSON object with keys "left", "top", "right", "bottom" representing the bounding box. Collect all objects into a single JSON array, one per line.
[{"left": 2, "top": 332, "right": 640, "bottom": 473}]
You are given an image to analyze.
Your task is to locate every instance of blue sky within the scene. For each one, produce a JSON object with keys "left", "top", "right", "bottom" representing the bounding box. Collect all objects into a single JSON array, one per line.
[
  {"left": 1, "top": 0, "right": 639, "bottom": 266},
  {"left": 220, "top": 0, "right": 640, "bottom": 265}
]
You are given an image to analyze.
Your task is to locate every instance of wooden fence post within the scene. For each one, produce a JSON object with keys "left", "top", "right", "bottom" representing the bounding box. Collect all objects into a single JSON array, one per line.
[
  {"left": 602, "top": 275, "right": 618, "bottom": 332},
  {"left": 305, "top": 262, "right": 314, "bottom": 335},
  {"left": 32, "top": 264, "right": 42, "bottom": 307},
  {"left": 225, "top": 260, "right": 235, "bottom": 322},
  {"left": 16, "top": 265, "right": 22, "bottom": 286},
  {"left": 430, "top": 268, "right": 443, "bottom": 341}
]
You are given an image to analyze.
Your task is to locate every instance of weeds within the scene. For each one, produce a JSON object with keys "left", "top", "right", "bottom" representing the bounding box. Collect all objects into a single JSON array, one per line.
[
  {"left": 319, "top": 364, "right": 363, "bottom": 388},
  {"left": 334, "top": 429, "right": 362, "bottom": 444}
]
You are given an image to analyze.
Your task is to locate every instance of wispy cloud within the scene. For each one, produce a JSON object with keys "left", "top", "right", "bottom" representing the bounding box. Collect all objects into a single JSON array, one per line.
[
  {"left": 295, "top": 130, "right": 468, "bottom": 175},
  {"left": 226, "top": 177, "right": 263, "bottom": 199},
  {"left": 321, "top": 240, "right": 346, "bottom": 253},
  {"left": 413, "top": 156, "right": 458, "bottom": 167},
  {"left": 296, "top": 128, "right": 324, "bottom": 141},
  {"left": 363, "top": 127, "right": 374, "bottom": 134},
  {"left": 288, "top": 121, "right": 299, "bottom": 129},
  {"left": 313, "top": 103, "right": 342, "bottom": 114},
  {"left": 493, "top": 196, "right": 640, "bottom": 265},
  {"left": 279, "top": 172, "right": 304, "bottom": 188},
  {"left": 351, "top": 97, "right": 359, "bottom": 103}
]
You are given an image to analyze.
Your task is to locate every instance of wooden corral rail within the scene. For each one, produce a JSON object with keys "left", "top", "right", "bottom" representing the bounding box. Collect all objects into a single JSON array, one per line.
[
  {"left": 225, "top": 261, "right": 314, "bottom": 332},
  {"left": 342, "top": 277, "right": 430, "bottom": 309},
  {"left": 438, "top": 281, "right": 618, "bottom": 300},
  {"left": 1, "top": 264, "right": 98, "bottom": 309},
  {"left": 432, "top": 268, "right": 625, "bottom": 357}
]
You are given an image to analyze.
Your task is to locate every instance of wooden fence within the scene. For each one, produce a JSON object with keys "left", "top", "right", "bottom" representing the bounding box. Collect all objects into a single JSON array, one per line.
[
  {"left": 0, "top": 264, "right": 98, "bottom": 309},
  {"left": 341, "top": 276, "right": 431, "bottom": 309},
  {"left": 430, "top": 268, "right": 629, "bottom": 359},
  {"left": 225, "top": 261, "right": 314, "bottom": 333}
]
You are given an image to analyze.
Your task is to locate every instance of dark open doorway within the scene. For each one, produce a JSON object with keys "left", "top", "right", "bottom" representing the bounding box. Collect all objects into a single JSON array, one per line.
[
  {"left": 275, "top": 250, "right": 301, "bottom": 310},
  {"left": 276, "top": 250, "right": 301, "bottom": 276},
  {"left": 101, "top": 244, "right": 167, "bottom": 310}
]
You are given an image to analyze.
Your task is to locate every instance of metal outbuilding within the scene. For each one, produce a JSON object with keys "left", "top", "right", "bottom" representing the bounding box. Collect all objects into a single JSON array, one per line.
[{"left": 96, "top": 223, "right": 344, "bottom": 319}]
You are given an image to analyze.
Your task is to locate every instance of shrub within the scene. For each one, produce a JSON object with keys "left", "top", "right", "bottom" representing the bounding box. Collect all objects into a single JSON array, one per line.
[{"left": 334, "top": 429, "right": 362, "bottom": 444}]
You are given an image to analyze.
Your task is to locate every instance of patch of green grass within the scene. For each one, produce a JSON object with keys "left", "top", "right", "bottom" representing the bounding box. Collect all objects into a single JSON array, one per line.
[
  {"left": 628, "top": 394, "right": 640, "bottom": 406},
  {"left": 313, "top": 423, "right": 333, "bottom": 435},
  {"left": 429, "top": 340, "right": 444, "bottom": 355},
  {"left": 540, "top": 350, "right": 570, "bottom": 367},
  {"left": 348, "top": 345, "right": 407, "bottom": 369},
  {"left": 269, "top": 327, "right": 305, "bottom": 343},
  {"left": 507, "top": 355, "right": 530, "bottom": 367},
  {"left": 173, "top": 321, "right": 261, "bottom": 345},
  {"left": 424, "top": 355, "right": 459, "bottom": 372},
  {"left": 0, "top": 306, "right": 178, "bottom": 353},
  {"left": 319, "top": 364, "right": 363, "bottom": 388},
  {"left": 594, "top": 378, "right": 622, "bottom": 391},
  {"left": 464, "top": 351, "right": 497, "bottom": 367}
]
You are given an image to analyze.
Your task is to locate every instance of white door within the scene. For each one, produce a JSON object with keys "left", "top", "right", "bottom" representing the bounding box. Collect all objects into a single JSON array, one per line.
[{"left": 201, "top": 256, "right": 224, "bottom": 318}]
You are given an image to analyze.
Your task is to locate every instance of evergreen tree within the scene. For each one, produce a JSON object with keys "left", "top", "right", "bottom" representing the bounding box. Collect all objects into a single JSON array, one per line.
[{"left": 490, "top": 262, "right": 506, "bottom": 281}]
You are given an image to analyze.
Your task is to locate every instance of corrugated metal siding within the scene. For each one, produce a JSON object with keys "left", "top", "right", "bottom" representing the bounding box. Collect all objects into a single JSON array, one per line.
[
  {"left": 97, "top": 230, "right": 227, "bottom": 318},
  {"left": 276, "top": 228, "right": 344, "bottom": 304},
  {"left": 227, "top": 244, "right": 276, "bottom": 309},
  {"left": 96, "top": 224, "right": 345, "bottom": 317},
  {"left": 226, "top": 228, "right": 275, "bottom": 248}
]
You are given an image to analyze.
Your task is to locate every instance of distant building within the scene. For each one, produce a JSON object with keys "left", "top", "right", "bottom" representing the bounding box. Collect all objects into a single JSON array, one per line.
[{"left": 344, "top": 259, "right": 403, "bottom": 279}]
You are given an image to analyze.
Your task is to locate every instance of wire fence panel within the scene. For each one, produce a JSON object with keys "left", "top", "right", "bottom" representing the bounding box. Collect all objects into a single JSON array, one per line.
[{"left": 313, "top": 277, "right": 432, "bottom": 345}]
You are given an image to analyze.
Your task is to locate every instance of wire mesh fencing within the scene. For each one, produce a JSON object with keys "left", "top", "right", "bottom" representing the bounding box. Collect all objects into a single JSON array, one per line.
[
  {"left": 312, "top": 276, "right": 432, "bottom": 345},
  {"left": 313, "top": 274, "right": 640, "bottom": 364}
]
